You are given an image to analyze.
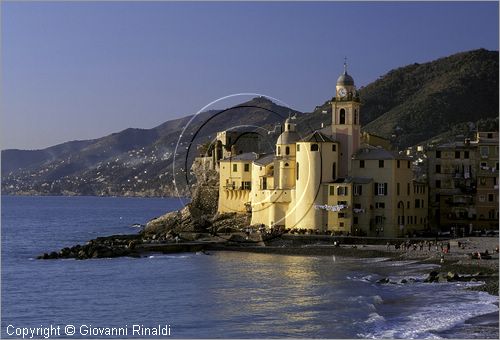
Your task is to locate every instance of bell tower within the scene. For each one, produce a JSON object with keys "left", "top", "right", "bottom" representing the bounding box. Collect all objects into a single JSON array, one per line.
[{"left": 332, "top": 59, "right": 361, "bottom": 177}]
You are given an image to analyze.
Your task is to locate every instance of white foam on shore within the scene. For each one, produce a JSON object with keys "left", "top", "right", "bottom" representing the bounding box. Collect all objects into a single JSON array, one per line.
[{"left": 358, "top": 290, "right": 499, "bottom": 339}]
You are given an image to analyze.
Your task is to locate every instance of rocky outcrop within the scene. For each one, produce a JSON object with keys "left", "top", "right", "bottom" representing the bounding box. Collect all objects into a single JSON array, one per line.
[
  {"left": 37, "top": 234, "right": 141, "bottom": 260},
  {"left": 142, "top": 158, "right": 251, "bottom": 239}
]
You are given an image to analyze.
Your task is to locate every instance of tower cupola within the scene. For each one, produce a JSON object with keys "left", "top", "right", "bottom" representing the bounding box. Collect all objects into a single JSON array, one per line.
[{"left": 276, "top": 117, "right": 299, "bottom": 145}]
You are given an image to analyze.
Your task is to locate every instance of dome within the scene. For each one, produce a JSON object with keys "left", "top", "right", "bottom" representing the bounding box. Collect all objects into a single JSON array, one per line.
[
  {"left": 277, "top": 118, "right": 299, "bottom": 144},
  {"left": 276, "top": 131, "right": 300, "bottom": 145},
  {"left": 336, "top": 71, "right": 354, "bottom": 86}
]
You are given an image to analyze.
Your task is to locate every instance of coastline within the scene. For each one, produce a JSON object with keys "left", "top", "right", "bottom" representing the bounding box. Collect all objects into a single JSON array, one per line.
[
  {"left": 210, "top": 236, "right": 499, "bottom": 296},
  {"left": 39, "top": 230, "right": 499, "bottom": 296}
]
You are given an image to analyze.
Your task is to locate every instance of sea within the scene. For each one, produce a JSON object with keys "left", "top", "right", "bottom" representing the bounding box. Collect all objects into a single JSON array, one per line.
[{"left": 1, "top": 196, "right": 499, "bottom": 339}]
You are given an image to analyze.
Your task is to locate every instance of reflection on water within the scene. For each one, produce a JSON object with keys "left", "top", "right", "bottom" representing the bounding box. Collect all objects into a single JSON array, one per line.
[{"left": 2, "top": 197, "right": 498, "bottom": 339}]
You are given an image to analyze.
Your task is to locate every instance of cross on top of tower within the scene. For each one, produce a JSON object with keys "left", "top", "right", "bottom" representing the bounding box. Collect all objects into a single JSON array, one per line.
[{"left": 344, "top": 57, "right": 347, "bottom": 74}]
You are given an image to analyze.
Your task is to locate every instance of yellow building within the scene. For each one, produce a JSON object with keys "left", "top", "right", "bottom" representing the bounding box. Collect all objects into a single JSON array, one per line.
[
  {"left": 217, "top": 63, "right": 428, "bottom": 237},
  {"left": 427, "top": 132, "right": 499, "bottom": 233}
]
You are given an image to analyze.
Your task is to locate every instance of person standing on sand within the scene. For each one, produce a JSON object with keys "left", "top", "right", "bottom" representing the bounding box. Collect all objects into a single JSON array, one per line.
[
  {"left": 447, "top": 242, "right": 451, "bottom": 253},
  {"left": 428, "top": 241, "right": 431, "bottom": 251}
]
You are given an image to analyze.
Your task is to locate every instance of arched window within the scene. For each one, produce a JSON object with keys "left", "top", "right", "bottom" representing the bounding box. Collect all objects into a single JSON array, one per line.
[
  {"left": 332, "top": 162, "right": 336, "bottom": 180},
  {"left": 285, "top": 146, "right": 290, "bottom": 155},
  {"left": 311, "top": 144, "right": 319, "bottom": 151},
  {"left": 285, "top": 163, "right": 289, "bottom": 167},
  {"left": 277, "top": 146, "right": 281, "bottom": 155},
  {"left": 296, "top": 162, "right": 299, "bottom": 180},
  {"left": 354, "top": 109, "right": 358, "bottom": 124},
  {"left": 339, "top": 109, "right": 346, "bottom": 124}
]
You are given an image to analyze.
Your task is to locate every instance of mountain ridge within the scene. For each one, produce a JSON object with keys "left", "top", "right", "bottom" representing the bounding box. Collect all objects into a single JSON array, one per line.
[{"left": 2, "top": 48, "right": 498, "bottom": 196}]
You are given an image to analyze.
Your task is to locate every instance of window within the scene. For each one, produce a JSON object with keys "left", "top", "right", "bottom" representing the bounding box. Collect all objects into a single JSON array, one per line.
[
  {"left": 339, "top": 109, "right": 346, "bottom": 124},
  {"left": 285, "top": 146, "right": 290, "bottom": 155},
  {"left": 464, "top": 151, "right": 469, "bottom": 159},
  {"left": 407, "top": 201, "right": 410, "bottom": 209},
  {"left": 488, "top": 194, "right": 494, "bottom": 202},
  {"left": 407, "top": 183, "right": 410, "bottom": 195},
  {"left": 455, "top": 151, "right": 460, "bottom": 159},
  {"left": 480, "top": 146, "right": 489, "bottom": 158},
  {"left": 488, "top": 133, "right": 493, "bottom": 139},
  {"left": 479, "top": 195, "right": 486, "bottom": 202},
  {"left": 332, "top": 162, "right": 336, "bottom": 180},
  {"left": 329, "top": 186, "right": 335, "bottom": 195},
  {"left": 242, "top": 181, "right": 251, "bottom": 190},
  {"left": 353, "top": 216, "right": 359, "bottom": 225},
  {"left": 287, "top": 124, "right": 291, "bottom": 130},
  {"left": 354, "top": 184, "right": 362, "bottom": 196},
  {"left": 354, "top": 109, "right": 358, "bottom": 124},
  {"left": 415, "top": 199, "right": 420, "bottom": 208},
  {"left": 397, "top": 183, "right": 400, "bottom": 195},
  {"left": 397, "top": 160, "right": 401, "bottom": 168},
  {"left": 375, "top": 183, "right": 387, "bottom": 196},
  {"left": 338, "top": 213, "right": 346, "bottom": 218},
  {"left": 332, "top": 144, "right": 336, "bottom": 152},
  {"left": 379, "top": 160, "right": 384, "bottom": 168},
  {"left": 297, "top": 144, "right": 300, "bottom": 152},
  {"left": 233, "top": 164, "right": 238, "bottom": 172},
  {"left": 407, "top": 161, "right": 411, "bottom": 168},
  {"left": 375, "top": 216, "right": 384, "bottom": 224},
  {"left": 436, "top": 150, "right": 441, "bottom": 158},
  {"left": 337, "top": 201, "right": 347, "bottom": 206},
  {"left": 375, "top": 202, "right": 385, "bottom": 209},
  {"left": 311, "top": 144, "right": 319, "bottom": 151},
  {"left": 360, "top": 160, "right": 365, "bottom": 168},
  {"left": 435, "top": 180, "right": 441, "bottom": 188},
  {"left": 497, "top": 163, "right": 499, "bottom": 171},
  {"left": 277, "top": 146, "right": 281, "bottom": 155},
  {"left": 435, "top": 165, "right": 441, "bottom": 173},
  {"left": 244, "top": 164, "right": 250, "bottom": 172},
  {"left": 339, "top": 222, "right": 344, "bottom": 228},
  {"left": 354, "top": 203, "right": 362, "bottom": 209},
  {"left": 262, "top": 177, "right": 267, "bottom": 190},
  {"left": 296, "top": 162, "right": 299, "bottom": 180},
  {"left": 285, "top": 163, "right": 289, "bottom": 167},
  {"left": 337, "top": 186, "right": 348, "bottom": 196}
]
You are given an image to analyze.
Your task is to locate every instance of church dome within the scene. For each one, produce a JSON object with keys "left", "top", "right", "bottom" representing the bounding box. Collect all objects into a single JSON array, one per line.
[
  {"left": 336, "top": 71, "right": 354, "bottom": 86},
  {"left": 277, "top": 131, "right": 300, "bottom": 145},
  {"left": 276, "top": 118, "right": 299, "bottom": 145}
]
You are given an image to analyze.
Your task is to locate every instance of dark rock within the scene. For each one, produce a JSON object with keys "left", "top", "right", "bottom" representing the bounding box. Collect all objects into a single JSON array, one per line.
[
  {"left": 377, "top": 278, "right": 390, "bottom": 284},
  {"left": 447, "top": 272, "right": 459, "bottom": 281}
]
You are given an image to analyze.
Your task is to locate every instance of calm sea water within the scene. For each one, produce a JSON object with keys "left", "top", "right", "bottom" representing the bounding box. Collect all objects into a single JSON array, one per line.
[{"left": 1, "top": 196, "right": 498, "bottom": 339}]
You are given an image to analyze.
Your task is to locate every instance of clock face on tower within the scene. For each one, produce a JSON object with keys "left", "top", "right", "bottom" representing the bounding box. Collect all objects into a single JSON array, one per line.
[{"left": 338, "top": 87, "right": 347, "bottom": 98}]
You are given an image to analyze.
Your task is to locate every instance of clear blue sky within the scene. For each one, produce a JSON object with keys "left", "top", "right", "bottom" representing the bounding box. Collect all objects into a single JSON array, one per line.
[{"left": 2, "top": 1, "right": 498, "bottom": 150}]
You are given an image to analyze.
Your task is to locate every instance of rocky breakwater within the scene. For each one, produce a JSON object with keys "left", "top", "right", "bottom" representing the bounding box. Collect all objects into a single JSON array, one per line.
[
  {"left": 38, "top": 158, "right": 252, "bottom": 259},
  {"left": 37, "top": 234, "right": 142, "bottom": 260}
]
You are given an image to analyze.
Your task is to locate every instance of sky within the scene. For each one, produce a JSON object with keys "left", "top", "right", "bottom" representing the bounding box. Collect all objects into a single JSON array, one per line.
[{"left": 1, "top": 1, "right": 498, "bottom": 150}]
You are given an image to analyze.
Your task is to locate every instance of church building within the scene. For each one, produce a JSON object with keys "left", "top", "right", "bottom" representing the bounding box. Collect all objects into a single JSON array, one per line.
[{"left": 216, "top": 64, "right": 428, "bottom": 237}]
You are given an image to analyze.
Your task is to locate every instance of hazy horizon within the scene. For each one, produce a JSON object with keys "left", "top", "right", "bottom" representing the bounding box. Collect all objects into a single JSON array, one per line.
[{"left": 2, "top": 1, "right": 498, "bottom": 150}]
